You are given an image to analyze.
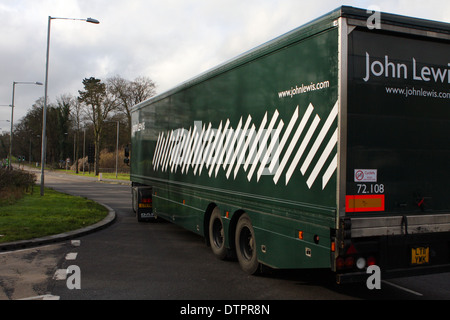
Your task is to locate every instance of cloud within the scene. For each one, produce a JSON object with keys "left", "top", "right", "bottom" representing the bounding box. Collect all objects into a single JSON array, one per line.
[{"left": 0, "top": 0, "right": 449, "bottom": 124}]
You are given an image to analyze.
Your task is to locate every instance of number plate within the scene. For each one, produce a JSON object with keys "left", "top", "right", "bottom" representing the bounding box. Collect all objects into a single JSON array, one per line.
[{"left": 411, "top": 247, "right": 429, "bottom": 265}]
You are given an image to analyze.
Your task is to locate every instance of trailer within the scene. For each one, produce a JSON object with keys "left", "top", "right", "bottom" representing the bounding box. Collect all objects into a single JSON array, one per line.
[{"left": 129, "top": 6, "right": 450, "bottom": 283}]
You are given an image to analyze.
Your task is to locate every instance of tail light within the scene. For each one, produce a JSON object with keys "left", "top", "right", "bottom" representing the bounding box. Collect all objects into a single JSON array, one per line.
[
  {"left": 367, "top": 256, "right": 376, "bottom": 266},
  {"left": 336, "top": 257, "right": 345, "bottom": 270},
  {"left": 335, "top": 242, "right": 377, "bottom": 271},
  {"left": 345, "top": 256, "right": 355, "bottom": 268}
]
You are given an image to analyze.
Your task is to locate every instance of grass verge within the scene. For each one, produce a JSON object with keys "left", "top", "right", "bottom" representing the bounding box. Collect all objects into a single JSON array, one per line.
[
  {"left": 0, "top": 186, "right": 108, "bottom": 244},
  {"left": 56, "top": 169, "right": 130, "bottom": 181}
]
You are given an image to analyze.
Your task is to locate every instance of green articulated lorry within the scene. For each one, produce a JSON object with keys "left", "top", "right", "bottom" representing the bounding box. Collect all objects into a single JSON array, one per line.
[{"left": 129, "top": 6, "right": 450, "bottom": 283}]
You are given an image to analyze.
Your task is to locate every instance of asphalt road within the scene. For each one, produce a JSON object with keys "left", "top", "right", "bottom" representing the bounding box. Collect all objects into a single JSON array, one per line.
[{"left": 1, "top": 170, "right": 450, "bottom": 304}]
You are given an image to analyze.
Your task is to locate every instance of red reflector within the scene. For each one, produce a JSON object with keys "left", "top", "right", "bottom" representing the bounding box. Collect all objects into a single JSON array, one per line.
[
  {"left": 346, "top": 244, "right": 357, "bottom": 255},
  {"left": 336, "top": 257, "right": 344, "bottom": 270},
  {"left": 345, "top": 256, "right": 355, "bottom": 268},
  {"left": 367, "top": 256, "right": 376, "bottom": 266},
  {"left": 345, "top": 195, "right": 385, "bottom": 212}
]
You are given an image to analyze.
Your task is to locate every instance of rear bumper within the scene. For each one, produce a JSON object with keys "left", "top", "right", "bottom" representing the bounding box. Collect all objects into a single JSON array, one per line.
[{"left": 335, "top": 230, "right": 450, "bottom": 284}]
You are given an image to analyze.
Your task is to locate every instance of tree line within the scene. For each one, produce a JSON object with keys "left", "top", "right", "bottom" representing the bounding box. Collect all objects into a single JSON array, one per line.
[{"left": 0, "top": 75, "right": 156, "bottom": 175}]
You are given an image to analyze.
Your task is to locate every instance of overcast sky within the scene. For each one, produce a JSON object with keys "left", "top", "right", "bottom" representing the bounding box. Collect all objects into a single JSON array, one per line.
[{"left": 0, "top": 0, "right": 449, "bottom": 129}]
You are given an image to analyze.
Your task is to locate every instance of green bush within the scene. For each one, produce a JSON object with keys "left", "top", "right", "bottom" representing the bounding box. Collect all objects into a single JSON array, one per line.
[{"left": 0, "top": 169, "right": 36, "bottom": 203}]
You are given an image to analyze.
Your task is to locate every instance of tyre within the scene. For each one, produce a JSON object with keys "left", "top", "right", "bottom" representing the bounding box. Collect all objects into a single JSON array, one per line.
[
  {"left": 235, "top": 213, "right": 260, "bottom": 274},
  {"left": 209, "top": 207, "right": 228, "bottom": 260}
]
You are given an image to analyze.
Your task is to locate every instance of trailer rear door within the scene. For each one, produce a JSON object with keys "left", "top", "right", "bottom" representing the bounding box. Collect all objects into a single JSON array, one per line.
[{"left": 346, "top": 28, "right": 450, "bottom": 232}]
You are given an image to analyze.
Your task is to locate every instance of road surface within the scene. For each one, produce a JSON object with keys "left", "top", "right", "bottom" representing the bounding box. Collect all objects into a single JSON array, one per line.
[{"left": 1, "top": 170, "right": 449, "bottom": 303}]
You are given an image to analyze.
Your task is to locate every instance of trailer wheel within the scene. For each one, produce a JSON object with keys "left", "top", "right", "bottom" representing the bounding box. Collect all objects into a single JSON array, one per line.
[
  {"left": 235, "top": 213, "right": 259, "bottom": 274},
  {"left": 209, "top": 207, "right": 227, "bottom": 260}
]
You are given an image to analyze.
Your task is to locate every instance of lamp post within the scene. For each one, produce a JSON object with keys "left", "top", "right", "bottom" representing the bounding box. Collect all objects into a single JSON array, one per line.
[
  {"left": 10, "top": 81, "right": 43, "bottom": 169},
  {"left": 40, "top": 16, "right": 99, "bottom": 196}
]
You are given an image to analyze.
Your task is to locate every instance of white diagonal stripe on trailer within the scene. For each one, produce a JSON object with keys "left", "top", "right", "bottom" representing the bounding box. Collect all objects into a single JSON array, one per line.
[
  {"left": 167, "top": 130, "right": 179, "bottom": 171},
  {"left": 285, "top": 114, "right": 320, "bottom": 185},
  {"left": 257, "top": 119, "right": 284, "bottom": 182},
  {"left": 185, "top": 127, "right": 201, "bottom": 174},
  {"left": 244, "top": 112, "right": 267, "bottom": 171},
  {"left": 152, "top": 132, "right": 162, "bottom": 170},
  {"left": 171, "top": 129, "right": 183, "bottom": 172},
  {"left": 306, "top": 128, "right": 338, "bottom": 188},
  {"left": 223, "top": 117, "right": 243, "bottom": 172},
  {"left": 301, "top": 101, "right": 338, "bottom": 175},
  {"left": 181, "top": 127, "right": 194, "bottom": 174},
  {"left": 169, "top": 130, "right": 179, "bottom": 172},
  {"left": 175, "top": 127, "right": 191, "bottom": 173},
  {"left": 234, "top": 124, "right": 255, "bottom": 179},
  {"left": 248, "top": 110, "right": 279, "bottom": 181},
  {"left": 273, "top": 104, "right": 314, "bottom": 185},
  {"left": 165, "top": 130, "right": 175, "bottom": 172},
  {"left": 215, "top": 125, "right": 233, "bottom": 177},
  {"left": 209, "top": 120, "right": 226, "bottom": 176},
  {"left": 216, "top": 117, "right": 237, "bottom": 176},
  {"left": 199, "top": 124, "right": 215, "bottom": 175},
  {"left": 212, "top": 119, "right": 230, "bottom": 177},
  {"left": 157, "top": 131, "right": 170, "bottom": 171},
  {"left": 184, "top": 130, "right": 198, "bottom": 174},
  {"left": 163, "top": 130, "right": 175, "bottom": 171},
  {"left": 151, "top": 100, "right": 339, "bottom": 190},
  {"left": 269, "top": 106, "right": 299, "bottom": 173},
  {"left": 227, "top": 115, "right": 252, "bottom": 179},
  {"left": 206, "top": 121, "right": 222, "bottom": 172},
  {"left": 163, "top": 130, "right": 175, "bottom": 172},
  {"left": 154, "top": 132, "right": 165, "bottom": 170},
  {"left": 322, "top": 153, "right": 337, "bottom": 189},
  {"left": 191, "top": 124, "right": 206, "bottom": 175},
  {"left": 194, "top": 123, "right": 212, "bottom": 175}
]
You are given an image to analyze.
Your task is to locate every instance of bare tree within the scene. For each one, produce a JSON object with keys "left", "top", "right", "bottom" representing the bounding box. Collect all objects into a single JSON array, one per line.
[
  {"left": 56, "top": 94, "right": 73, "bottom": 165},
  {"left": 78, "top": 77, "right": 117, "bottom": 175},
  {"left": 107, "top": 75, "right": 156, "bottom": 134},
  {"left": 70, "top": 95, "right": 83, "bottom": 173}
]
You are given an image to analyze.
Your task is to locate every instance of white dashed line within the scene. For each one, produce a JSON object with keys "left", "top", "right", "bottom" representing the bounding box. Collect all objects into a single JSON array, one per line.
[
  {"left": 52, "top": 240, "right": 80, "bottom": 281},
  {"left": 53, "top": 269, "right": 67, "bottom": 280},
  {"left": 65, "top": 252, "right": 78, "bottom": 260}
]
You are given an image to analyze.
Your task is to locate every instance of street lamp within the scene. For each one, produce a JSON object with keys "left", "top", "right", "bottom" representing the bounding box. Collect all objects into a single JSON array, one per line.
[
  {"left": 10, "top": 81, "right": 43, "bottom": 169},
  {"left": 40, "top": 16, "right": 100, "bottom": 196}
]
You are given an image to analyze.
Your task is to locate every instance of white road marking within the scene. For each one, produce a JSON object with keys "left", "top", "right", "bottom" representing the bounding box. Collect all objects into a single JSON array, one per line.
[
  {"left": 382, "top": 280, "right": 424, "bottom": 296},
  {"left": 53, "top": 269, "right": 67, "bottom": 280},
  {"left": 65, "top": 252, "right": 78, "bottom": 260},
  {"left": 71, "top": 240, "right": 81, "bottom": 247},
  {"left": 19, "top": 294, "right": 60, "bottom": 300}
]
